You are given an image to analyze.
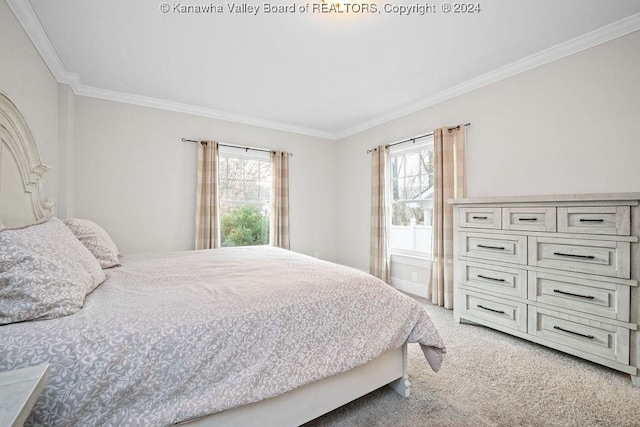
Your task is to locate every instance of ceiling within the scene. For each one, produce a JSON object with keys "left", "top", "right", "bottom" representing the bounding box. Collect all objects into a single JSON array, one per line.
[{"left": 9, "top": 0, "right": 640, "bottom": 139}]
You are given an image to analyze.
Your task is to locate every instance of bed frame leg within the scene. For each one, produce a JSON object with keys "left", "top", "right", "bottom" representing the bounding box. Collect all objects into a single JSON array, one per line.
[
  {"left": 389, "top": 374, "right": 411, "bottom": 397},
  {"left": 388, "top": 343, "right": 411, "bottom": 397}
]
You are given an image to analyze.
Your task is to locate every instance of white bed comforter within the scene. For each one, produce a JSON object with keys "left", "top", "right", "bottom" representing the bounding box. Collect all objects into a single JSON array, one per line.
[{"left": 0, "top": 247, "right": 445, "bottom": 426}]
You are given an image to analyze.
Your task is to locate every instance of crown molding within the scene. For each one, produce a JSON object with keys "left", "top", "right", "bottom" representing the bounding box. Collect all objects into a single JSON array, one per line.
[
  {"left": 72, "top": 84, "right": 338, "bottom": 140},
  {"left": 5, "top": 0, "right": 81, "bottom": 87},
  {"left": 8, "top": 0, "right": 640, "bottom": 141},
  {"left": 334, "top": 12, "right": 640, "bottom": 140}
]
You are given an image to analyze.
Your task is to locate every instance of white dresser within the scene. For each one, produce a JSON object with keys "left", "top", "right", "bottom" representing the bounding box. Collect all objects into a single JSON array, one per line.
[{"left": 451, "top": 193, "right": 640, "bottom": 385}]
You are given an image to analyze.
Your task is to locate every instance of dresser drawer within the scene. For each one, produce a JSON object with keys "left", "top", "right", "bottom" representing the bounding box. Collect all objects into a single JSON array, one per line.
[
  {"left": 557, "top": 206, "right": 630, "bottom": 236},
  {"left": 502, "top": 207, "right": 556, "bottom": 232},
  {"left": 528, "top": 236, "right": 630, "bottom": 279},
  {"left": 528, "top": 271, "right": 631, "bottom": 322},
  {"left": 460, "top": 232, "right": 528, "bottom": 265},
  {"left": 457, "top": 290, "right": 527, "bottom": 332},
  {"left": 459, "top": 261, "right": 527, "bottom": 298},
  {"left": 528, "top": 307, "right": 630, "bottom": 364},
  {"left": 459, "top": 207, "right": 501, "bottom": 229}
]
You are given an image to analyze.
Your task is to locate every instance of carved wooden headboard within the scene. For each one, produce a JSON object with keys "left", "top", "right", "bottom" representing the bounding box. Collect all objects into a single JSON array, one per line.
[{"left": 0, "top": 91, "right": 54, "bottom": 230}]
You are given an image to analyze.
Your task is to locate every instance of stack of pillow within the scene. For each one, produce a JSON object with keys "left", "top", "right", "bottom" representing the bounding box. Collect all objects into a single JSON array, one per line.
[{"left": 0, "top": 217, "right": 120, "bottom": 325}]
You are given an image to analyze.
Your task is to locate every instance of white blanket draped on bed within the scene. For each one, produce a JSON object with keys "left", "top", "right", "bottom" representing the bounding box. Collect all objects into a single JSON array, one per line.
[{"left": 0, "top": 246, "right": 445, "bottom": 426}]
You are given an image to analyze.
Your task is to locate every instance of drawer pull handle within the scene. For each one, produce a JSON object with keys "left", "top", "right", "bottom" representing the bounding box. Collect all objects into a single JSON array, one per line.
[
  {"left": 553, "top": 326, "right": 595, "bottom": 340},
  {"left": 553, "top": 252, "right": 595, "bottom": 260},
  {"left": 478, "top": 244, "right": 505, "bottom": 251},
  {"left": 579, "top": 219, "right": 604, "bottom": 223},
  {"left": 553, "top": 289, "right": 595, "bottom": 300},
  {"left": 477, "top": 305, "right": 505, "bottom": 314},
  {"left": 518, "top": 218, "right": 538, "bottom": 221},
  {"left": 477, "top": 274, "right": 505, "bottom": 282},
  {"left": 472, "top": 216, "right": 488, "bottom": 220}
]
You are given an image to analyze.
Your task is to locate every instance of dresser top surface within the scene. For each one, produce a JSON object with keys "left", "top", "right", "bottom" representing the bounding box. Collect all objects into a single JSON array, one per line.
[{"left": 449, "top": 192, "right": 640, "bottom": 205}]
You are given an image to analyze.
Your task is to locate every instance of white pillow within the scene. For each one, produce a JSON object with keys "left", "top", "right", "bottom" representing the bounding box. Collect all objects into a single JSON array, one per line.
[
  {"left": 63, "top": 219, "right": 120, "bottom": 268},
  {"left": 0, "top": 217, "right": 106, "bottom": 325}
]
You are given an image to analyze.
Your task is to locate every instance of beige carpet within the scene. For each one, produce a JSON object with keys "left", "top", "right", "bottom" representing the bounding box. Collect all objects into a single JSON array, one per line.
[{"left": 305, "top": 299, "right": 640, "bottom": 427}]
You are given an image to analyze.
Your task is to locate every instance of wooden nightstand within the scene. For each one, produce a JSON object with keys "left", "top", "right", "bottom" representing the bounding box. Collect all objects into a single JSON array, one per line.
[{"left": 0, "top": 364, "right": 49, "bottom": 427}]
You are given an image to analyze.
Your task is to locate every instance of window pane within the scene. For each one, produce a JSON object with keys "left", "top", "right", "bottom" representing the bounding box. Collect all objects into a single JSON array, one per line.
[
  {"left": 222, "top": 179, "right": 244, "bottom": 201},
  {"left": 406, "top": 175, "right": 421, "bottom": 200},
  {"left": 392, "top": 202, "right": 408, "bottom": 226},
  {"left": 389, "top": 138, "right": 434, "bottom": 257},
  {"left": 420, "top": 174, "right": 432, "bottom": 195},
  {"left": 391, "top": 155, "right": 404, "bottom": 179},
  {"left": 391, "top": 178, "right": 400, "bottom": 201},
  {"left": 244, "top": 180, "right": 259, "bottom": 201},
  {"left": 226, "top": 157, "right": 243, "bottom": 179},
  {"left": 245, "top": 159, "right": 260, "bottom": 180},
  {"left": 219, "top": 179, "right": 229, "bottom": 200},
  {"left": 421, "top": 149, "right": 433, "bottom": 175},
  {"left": 220, "top": 204, "right": 270, "bottom": 247},
  {"left": 219, "top": 157, "right": 228, "bottom": 178},
  {"left": 413, "top": 206, "right": 425, "bottom": 225},
  {"left": 260, "top": 162, "right": 271, "bottom": 181},
  {"left": 398, "top": 177, "right": 408, "bottom": 201},
  {"left": 218, "top": 153, "right": 271, "bottom": 247},
  {"left": 405, "top": 152, "right": 420, "bottom": 176},
  {"left": 259, "top": 182, "right": 270, "bottom": 202}
]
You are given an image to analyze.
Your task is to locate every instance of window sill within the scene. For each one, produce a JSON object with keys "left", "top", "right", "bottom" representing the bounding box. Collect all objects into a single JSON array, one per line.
[{"left": 390, "top": 253, "right": 431, "bottom": 267}]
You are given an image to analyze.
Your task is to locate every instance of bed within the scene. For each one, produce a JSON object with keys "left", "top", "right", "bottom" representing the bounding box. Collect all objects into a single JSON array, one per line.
[{"left": 0, "top": 91, "right": 446, "bottom": 426}]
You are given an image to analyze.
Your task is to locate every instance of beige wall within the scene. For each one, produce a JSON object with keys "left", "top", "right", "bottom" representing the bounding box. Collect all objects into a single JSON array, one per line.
[
  {"left": 0, "top": 0, "right": 59, "bottom": 201},
  {"left": 336, "top": 30, "right": 640, "bottom": 273},
  {"left": 4, "top": 0, "right": 639, "bottom": 273},
  {"left": 72, "top": 96, "right": 338, "bottom": 258}
]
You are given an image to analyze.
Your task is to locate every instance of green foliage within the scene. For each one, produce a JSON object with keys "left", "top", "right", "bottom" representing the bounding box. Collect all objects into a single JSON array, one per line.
[{"left": 220, "top": 205, "right": 269, "bottom": 247}]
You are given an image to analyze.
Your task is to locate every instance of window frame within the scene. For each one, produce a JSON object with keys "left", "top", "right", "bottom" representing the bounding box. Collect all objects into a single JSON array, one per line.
[
  {"left": 218, "top": 146, "right": 271, "bottom": 247},
  {"left": 387, "top": 135, "right": 434, "bottom": 259}
]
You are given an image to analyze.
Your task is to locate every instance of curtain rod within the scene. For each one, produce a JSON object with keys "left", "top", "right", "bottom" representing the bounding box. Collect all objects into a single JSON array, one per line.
[
  {"left": 181, "top": 138, "right": 293, "bottom": 156},
  {"left": 366, "top": 123, "right": 471, "bottom": 154}
]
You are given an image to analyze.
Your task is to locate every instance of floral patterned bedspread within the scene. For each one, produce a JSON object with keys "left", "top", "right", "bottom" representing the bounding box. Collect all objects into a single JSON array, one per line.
[{"left": 0, "top": 247, "right": 445, "bottom": 426}]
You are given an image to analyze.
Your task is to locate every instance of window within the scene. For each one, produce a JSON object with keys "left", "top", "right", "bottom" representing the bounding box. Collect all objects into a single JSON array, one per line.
[
  {"left": 218, "top": 146, "right": 271, "bottom": 247},
  {"left": 389, "top": 136, "right": 434, "bottom": 257}
]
